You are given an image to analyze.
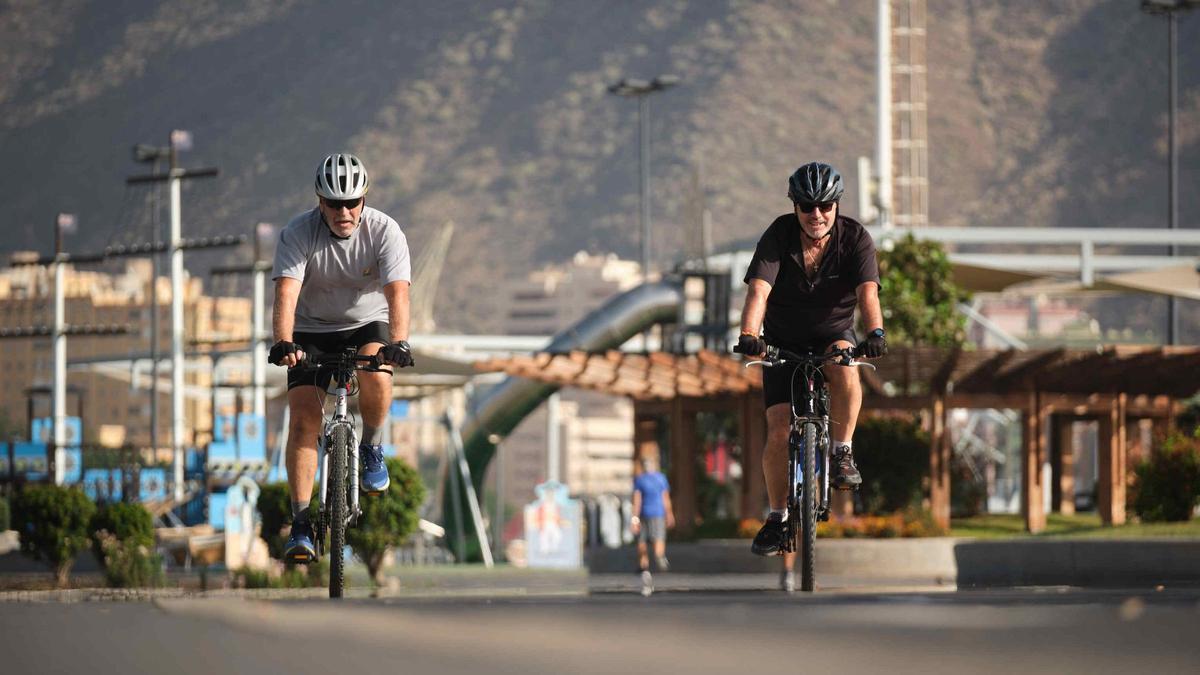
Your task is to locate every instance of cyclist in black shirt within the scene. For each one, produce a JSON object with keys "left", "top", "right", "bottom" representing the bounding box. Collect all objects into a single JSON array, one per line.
[{"left": 733, "top": 162, "right": 887, "bottom": 556}]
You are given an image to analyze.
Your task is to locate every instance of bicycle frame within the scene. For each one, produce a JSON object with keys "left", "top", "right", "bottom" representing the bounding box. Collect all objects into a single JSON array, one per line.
[
  {"left": 785, "top": 359, "right": 833, "bottom": 544},
  {"left": 317, "top": 365, "right": 361, "bottom": 533}
]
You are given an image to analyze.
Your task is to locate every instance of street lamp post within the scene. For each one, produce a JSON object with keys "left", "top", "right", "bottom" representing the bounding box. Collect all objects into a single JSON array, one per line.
[
  {"left": 1141, "top": 0, "right": 1199, "bottom": 344},
  {"left": 608, "top": 76, "right": 680, "bottom": 283}
]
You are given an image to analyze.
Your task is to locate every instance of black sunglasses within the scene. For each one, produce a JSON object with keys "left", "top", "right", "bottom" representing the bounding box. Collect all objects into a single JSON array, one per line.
[
  {"left": 322, "top": 197, "right": 363, "bottom": 211},
  {"left": 795, "top": 201, "right": 837, "bottom": 214}
]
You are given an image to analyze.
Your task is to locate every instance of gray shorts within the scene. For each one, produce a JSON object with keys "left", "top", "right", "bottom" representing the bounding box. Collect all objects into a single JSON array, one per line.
[{"left": 637, "top": 517, "right": 666, "bottom": 543}]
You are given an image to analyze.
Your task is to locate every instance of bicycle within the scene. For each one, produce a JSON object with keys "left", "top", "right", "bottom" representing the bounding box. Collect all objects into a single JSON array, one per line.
[
  {"left": 297, "top": 347, "right": 389, "bottom": 598},
  {"left": 744, "top": 345, "right": 874, "bottom": 592}
]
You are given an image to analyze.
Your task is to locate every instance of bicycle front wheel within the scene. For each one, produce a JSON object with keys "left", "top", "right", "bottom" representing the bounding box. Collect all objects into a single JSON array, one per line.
[
  {"left": 801, "top": 421, "right": 818, "bottom": 592},
  {"left": 327, "top": 423, "right": 350, "bottom": 599}
]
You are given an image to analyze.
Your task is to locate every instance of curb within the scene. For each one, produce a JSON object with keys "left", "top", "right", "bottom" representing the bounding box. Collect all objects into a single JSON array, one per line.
[{"left": 587, "top": 538, "right": 1200, "bottom": 588}]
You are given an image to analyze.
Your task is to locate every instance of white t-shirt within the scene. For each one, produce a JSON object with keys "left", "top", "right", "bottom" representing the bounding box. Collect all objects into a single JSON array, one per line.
[{"left": 272, "top": 206, "right": 411, "bottom": 332}]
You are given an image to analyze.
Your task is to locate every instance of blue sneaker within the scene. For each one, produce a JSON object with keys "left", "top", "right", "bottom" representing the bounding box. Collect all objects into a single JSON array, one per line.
[
  {"left": 285, "top": 519, "right": 316, "bottom": 563},
  {"left": 359, "top": 443, "right": 390, "bottom": 494}
]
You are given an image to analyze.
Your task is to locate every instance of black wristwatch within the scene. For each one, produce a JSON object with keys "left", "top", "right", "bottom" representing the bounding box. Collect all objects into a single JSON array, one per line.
[{"left": 869, "top": 328, "right": 885, "bottom": 339}]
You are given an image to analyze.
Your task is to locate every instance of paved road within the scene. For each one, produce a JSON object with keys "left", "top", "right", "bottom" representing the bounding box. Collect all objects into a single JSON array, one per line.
[{"left": 3, "top": 586, "right": 1199, "bottom": 674}]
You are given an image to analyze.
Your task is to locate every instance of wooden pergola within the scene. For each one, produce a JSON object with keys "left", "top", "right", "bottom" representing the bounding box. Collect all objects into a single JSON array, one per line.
[{"left": 477, "top": 345, "right": 1200, "bottom": 534}]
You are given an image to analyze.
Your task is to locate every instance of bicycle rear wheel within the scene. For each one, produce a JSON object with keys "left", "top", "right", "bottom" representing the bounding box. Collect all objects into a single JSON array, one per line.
[
  {"left": 800, "top": 422, "right": 818, "bottom": 592},
  {"left": 328, "top": 424, "right": 350, "bottom": 599}
]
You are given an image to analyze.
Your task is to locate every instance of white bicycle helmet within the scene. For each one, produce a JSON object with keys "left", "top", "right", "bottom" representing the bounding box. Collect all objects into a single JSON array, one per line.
[{"left": 315, "top": 153, "right": 370, "bottom": 200}]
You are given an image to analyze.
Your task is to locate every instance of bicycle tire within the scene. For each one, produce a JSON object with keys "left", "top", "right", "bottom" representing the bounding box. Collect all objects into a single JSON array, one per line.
[
  {"left": 801, "top": 421, "right": 818, "bottom": 592},
  {"left": 328, "top": 423, "right": 350, "bottom": 599}
]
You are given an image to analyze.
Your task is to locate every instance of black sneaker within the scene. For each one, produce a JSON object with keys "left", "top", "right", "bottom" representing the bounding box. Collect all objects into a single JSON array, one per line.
[
  {"left": 832, "top": 445, "right": 863, "bottom": 490},
  {"left": 751, "top": 513, "right": 786, "bottom": 556}
]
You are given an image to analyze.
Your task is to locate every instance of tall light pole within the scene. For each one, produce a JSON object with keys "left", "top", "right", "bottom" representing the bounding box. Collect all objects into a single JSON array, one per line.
[
  {"left": 127, "top": 130, "right": 218, "bottom": 503},
  {"left": 608, "top": 76, "right": 680, "bottom": 282},
  {"left": 52, "top": 213, "right": 76, "bottom": 485},
  {"left": 132, "top": 143, "right": 167, "bottom": 460},
  {"left": 1141, "top": 0, "right": 1198, "bottom": 344}
]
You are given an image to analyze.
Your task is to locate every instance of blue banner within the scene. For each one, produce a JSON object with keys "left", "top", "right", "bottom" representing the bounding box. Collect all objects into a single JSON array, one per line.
[
  {"left": 236, "top": 413, "right": 266, "bottom": 461},
  {"left": 12, "top": 442, "right": 48, "bottom": 481}
]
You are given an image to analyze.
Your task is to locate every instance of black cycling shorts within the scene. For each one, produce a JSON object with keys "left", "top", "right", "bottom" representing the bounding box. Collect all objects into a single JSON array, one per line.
[
  {"left": 761, "top": 329, "right": 857, "bottom": 409},
  {"left": 286, "top": 321, "right": 391, "bottom": 391}
]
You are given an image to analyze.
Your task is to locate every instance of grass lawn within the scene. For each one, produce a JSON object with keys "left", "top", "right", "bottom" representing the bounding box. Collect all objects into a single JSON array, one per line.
[{"left": 950, "top": 512, "right": 1200, "bottom": 539}]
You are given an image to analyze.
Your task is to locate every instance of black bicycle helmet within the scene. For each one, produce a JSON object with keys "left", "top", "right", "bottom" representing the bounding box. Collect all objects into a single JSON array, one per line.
[{"left": 787, "top": 162, "right": 844, "bottom": 203}]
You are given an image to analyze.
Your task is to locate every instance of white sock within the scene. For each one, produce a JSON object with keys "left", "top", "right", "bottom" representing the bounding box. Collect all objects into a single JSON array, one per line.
[
  {"left": 769, "top": 508, "right": 787, "bottom": 520},
  {"left": 835, "top": 440, "right": 853, "bottom": 451}
]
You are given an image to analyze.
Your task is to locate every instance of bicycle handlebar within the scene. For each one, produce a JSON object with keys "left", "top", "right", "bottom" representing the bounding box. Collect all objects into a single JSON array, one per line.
[
  {"left": 743, "top": 344, "right": 876, "bottom": 370},
  {"left": 296, "top": 349, "right": 388, "bottom": 373}
]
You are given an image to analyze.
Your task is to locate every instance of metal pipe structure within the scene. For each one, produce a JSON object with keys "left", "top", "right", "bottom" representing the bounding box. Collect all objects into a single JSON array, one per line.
[
  {"left": 444, "top": 280, "right": 684, "bottom": 550},
  {"left": 52, "top": 216, "right": 69, "bottom": 485},
  {"left": 169, "top": 149, "right": 186, "bottom": 503},
  {"left": 252, "top": 224, "right": 272, "bottom": 419},
  {"left": 876, "top": 0, "right": 893, "bottom": 230},
  {"left": 546, "top": 391, "right": 561, "bottom": 484}
]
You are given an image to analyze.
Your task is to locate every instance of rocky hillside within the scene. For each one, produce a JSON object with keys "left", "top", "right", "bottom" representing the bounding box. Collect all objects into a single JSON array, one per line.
[{"left": 1, "top": 0, "right": 1196, "bottom": 332}]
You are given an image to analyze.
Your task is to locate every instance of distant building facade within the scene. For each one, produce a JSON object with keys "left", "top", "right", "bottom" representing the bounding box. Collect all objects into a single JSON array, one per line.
[
  {"left": 0, "top": 259, "right": 251, "bottom": 451},
  {"left": 489, "top": 252, "right": 644, "bottom": 524}
]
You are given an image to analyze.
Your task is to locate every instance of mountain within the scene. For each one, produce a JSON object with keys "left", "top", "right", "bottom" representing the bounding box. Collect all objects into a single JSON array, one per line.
[{"left": 2, "top": 0, "right": 1197, "bottom": 332}]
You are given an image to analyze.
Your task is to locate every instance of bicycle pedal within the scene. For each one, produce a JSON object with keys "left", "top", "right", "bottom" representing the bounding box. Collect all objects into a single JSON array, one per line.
[{"left": 364, "top": 489, "right": 384, "bottom": 497}]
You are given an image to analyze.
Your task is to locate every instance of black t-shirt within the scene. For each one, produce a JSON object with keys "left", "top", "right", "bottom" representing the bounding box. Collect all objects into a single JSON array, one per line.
[{"left": 743, "top": 213, "right": 879, "bottom": 347}]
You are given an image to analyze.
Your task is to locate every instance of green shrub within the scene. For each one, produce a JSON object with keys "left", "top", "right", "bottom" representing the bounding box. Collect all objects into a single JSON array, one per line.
[
  {"left": 877, "top": 234, "right": 971, "bottom": 349},
  {"left": 231, "top": 559, "right": 327, "bottom": 588},
  {"left": 89, "top": 502, "right": 155, "bottom": 570},
  {"left": 12, "top": 484, "right": 96, "bottom": 587},
  {"left": 1131, "top": 432, "right": 1200, "bottom": 522},
  {"left": 95, "top": 531, "right": 165, "bottom": 588},
  {"left": 853, "top": 416, "right": 929, "bottom": 514},
  {"left": 0, "top": 495, "right": 10, "bottom": 532},
  {"left": 347, "top": 457, "right": 426, "bottom": 584},
  {"left": 950, "top": 458, "right": 988, "bottom": 518},
  {"left": 257, "top": 482, "right": 292, "bottom": 560}
]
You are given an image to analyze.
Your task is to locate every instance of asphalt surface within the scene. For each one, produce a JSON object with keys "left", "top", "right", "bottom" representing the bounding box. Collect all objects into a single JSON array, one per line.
[{"left": 3, "top": 585, "right": 1199, "bottom": 674}]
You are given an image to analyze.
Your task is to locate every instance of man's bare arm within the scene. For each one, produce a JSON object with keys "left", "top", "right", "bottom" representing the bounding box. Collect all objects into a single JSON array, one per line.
[
  {"left": 631, "top": 489, "right": 643, "bottom": 533},
  {"left": 272, "top": 277, "right": 304, "bottom": 367},
  {"left": 739, "top": 279, "right": 772, "bottom": 335},
  {"left": 383, "top": 281, "right": 411, "bottom": 343},
  {"left": 856, "top": 281, "right": 883, "bottom": 333}
]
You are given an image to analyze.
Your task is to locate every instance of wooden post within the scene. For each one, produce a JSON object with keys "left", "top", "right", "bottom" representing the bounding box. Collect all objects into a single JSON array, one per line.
[
  {"left": 1150, "top": 417, "right": 1170, "bottom": 447},
  {"left": 740, "top": 394, "right": 767, "bottom": 521},
  {"left": 928, "top": 393, "right": 951, "bottom": 530},
  {"left": 831, "top": 490, "right": 855, "bottom": 519},
  {"left": 669, "top": 397, "right": 698, "bottom": 535},
  {"left": 1050, "top": 415, "right": 1075, "bottom": 515},
  {"left": 1022, "top": 390, "right": 1047, "bottom": 533},
  {"left": 1097, "top": 393, "right": 1127, "bottom": 525}
]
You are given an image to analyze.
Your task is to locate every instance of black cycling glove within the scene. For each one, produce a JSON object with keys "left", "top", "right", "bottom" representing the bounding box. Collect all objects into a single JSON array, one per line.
[
  {"left": 268, "top": 340, "right": 299, "bottom": 365},
  {"left": 860, "top": 329, "right": 888, "bottom": 358},
  {"left": 733, "top": 334, "right": 767, "bottom": 357},
  {"left": 379, "top": 340, "right": 415, "bottom": 368}
]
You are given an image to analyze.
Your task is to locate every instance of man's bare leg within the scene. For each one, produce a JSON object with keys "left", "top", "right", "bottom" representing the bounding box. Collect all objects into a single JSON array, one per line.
[
  {"left": 286, "top": 385, "right": 325, "bottom": 506},
  {"left": 763, "top": 403, "right": 792, "bottom": 510}
]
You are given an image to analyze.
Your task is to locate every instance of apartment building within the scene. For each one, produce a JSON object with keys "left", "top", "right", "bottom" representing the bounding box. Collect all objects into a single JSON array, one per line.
[{"left": 0, "top": 259, "right": 251, "bottom": 451}]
